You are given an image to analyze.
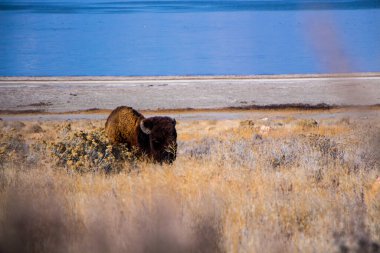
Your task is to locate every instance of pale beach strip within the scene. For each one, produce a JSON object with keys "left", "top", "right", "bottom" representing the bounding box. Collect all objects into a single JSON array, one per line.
[{"left": 0, "top": 73, "right": 379, "bottom": 121}]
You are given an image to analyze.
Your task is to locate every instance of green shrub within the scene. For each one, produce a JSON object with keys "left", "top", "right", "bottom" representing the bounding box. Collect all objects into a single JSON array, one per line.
[{"left": 51, "top": 129, "right": 138, "bottom": 173}]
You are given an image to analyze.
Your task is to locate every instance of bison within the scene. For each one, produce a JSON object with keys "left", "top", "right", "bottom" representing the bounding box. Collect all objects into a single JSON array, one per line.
[{"left": 105, "top": 106, "right": 177, "bottom": 163}]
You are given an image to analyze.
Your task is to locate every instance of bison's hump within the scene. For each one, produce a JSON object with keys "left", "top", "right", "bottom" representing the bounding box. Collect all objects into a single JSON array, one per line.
[{"left": 105, "top": 106, "right": 145, "bottom": 145}]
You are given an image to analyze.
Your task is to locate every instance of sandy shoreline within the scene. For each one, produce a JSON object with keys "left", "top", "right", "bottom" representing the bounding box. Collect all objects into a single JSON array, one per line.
[{"left": 1, "top": 74, "right": 379, "bottom": 117}]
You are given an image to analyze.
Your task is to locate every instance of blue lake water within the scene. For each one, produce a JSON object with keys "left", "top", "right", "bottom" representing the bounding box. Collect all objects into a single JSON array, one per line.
[{"left": 1, "top": 1, "right": 380, "bottom": 76}]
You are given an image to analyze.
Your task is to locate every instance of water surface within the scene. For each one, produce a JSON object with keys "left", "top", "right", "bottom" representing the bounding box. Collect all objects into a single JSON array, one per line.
[{"left": 1, "top": 1, "right": 379, "bottom": 76}]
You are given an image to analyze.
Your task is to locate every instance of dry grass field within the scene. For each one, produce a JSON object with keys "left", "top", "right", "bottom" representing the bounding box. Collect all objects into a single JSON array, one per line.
[{"left": 0, "top": 112, "right": 379, "bottom": 253}]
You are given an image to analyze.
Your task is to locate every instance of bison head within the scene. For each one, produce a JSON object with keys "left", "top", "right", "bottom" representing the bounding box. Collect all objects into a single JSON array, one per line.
[{"left": 140, "top": 116, "right": 177, "bottom": 163}]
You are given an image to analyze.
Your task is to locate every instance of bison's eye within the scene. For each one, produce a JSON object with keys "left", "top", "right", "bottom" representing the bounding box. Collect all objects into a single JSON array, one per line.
[{"left": 152, "top": 140, "right": 161, "bottom": 148}]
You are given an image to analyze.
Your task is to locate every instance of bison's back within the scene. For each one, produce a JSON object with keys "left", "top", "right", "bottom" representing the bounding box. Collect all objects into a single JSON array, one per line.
[{"left": 105, "top": 106, "right": 144, "bottom": 146}]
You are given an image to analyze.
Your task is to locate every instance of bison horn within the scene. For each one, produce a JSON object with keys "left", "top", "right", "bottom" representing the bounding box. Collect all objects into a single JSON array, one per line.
[{"left": 140, "top": 120, "right": 151, "bottom": 135}]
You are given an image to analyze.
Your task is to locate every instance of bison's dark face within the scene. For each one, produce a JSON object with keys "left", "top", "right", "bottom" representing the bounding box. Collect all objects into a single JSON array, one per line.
[{"left": 140, "top": 116, "right": 177, "bottom": 163}]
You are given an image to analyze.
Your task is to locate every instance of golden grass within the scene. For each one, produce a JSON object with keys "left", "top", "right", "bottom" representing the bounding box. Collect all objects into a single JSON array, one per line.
[{"left": 0, "top": 114, "right": 379, "bottom": 253}]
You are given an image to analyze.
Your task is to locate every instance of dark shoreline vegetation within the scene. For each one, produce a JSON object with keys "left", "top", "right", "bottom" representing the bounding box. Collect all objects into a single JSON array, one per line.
[{"left": 1, "top": 103, "right": 379, "bottom": 115}]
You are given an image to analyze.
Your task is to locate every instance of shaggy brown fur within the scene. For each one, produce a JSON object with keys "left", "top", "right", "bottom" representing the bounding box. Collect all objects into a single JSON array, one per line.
[
  {"left": 105, "top": 106, "right": 177, "bottom": 163},
  {"left": 105, "top": 106, "right": 144, "bottom": 146}
]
